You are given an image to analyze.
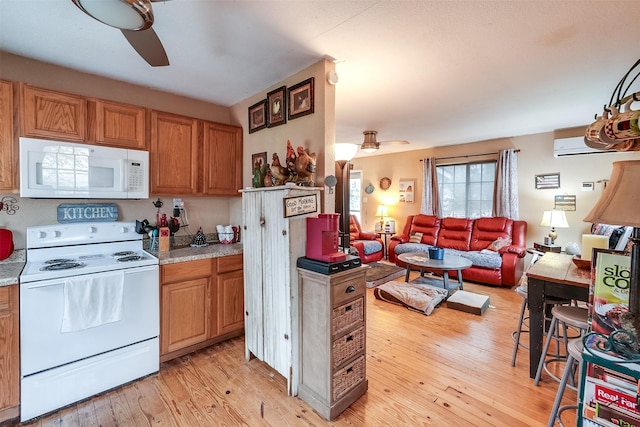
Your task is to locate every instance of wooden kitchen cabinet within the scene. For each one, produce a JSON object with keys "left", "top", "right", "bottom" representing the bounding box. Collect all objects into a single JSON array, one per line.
[
  {"left": 87, "top": 99, "right": 146, "bottom": 149},
  {"left": 160, "top": 254, "right": 244, "bottom": 362},
  {"left": 150, "top": 110, "right": 199, "bottom": 195},
  {"left": 0, "top": 285, "right": 20, "bottom": 423},
  {"left": 203, "top": 121, "right": 242, "bottom": 196},
  {"left": 0, "top": 80, "right": 17, "bottom": 192},
  {"left": 20, "top": 84, "right": 86, "bottom": 141}
]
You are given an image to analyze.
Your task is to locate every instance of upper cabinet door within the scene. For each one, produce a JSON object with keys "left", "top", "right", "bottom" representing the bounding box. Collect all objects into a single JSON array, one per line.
[
  {"left": 20, "top": 84, "right": 86, "bottom": 141},
  {"left": 0, "top": 80, "right": 17, "bottom": 192},
  {"left": 87, "top": 99, "right": 146, "bottom": 150},
  {"left": 150, "top": 110, "right": 199, "bottom": 195},
  {"left": 203, "top": 122, "right": 242, "bottom": 196}
]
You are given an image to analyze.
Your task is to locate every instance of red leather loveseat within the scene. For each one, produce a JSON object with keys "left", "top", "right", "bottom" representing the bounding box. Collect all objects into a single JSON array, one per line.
[
  {"left": 349, "top": 215, "right": 384, "bottom": 264},
  {"left": 388, "top": 215, "right": 527, "bottom": 287}
]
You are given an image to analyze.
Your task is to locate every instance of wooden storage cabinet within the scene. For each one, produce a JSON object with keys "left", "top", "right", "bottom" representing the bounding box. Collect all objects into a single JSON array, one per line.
[
  {"left": 0, "top": 285, "right": 20, "bottom": 423},
  {"left": 297, "top": 266, "right": 368, "bottom": 420},
  {"left": 20, "top": 84, "right": 86, "bottom": 141},
  {"left": 0, "top": 80, "right": 17, "bottom": 192},
  {"left": 150, "top": 110, "right": 199, "bottom": 195},
  {"left": 87, "top": 99, "right": 146, "bottom": 149},
  {"left": 203, "top": 122, "right": 242, "bottom": 196},
  {"left": 160, "top": 254, "right": 244, "bottom": 362}
]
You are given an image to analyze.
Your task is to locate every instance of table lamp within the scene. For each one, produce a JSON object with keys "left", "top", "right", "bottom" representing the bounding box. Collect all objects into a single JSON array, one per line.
[
  {"left": 539, "top": 210, "right": 569, "bottom": 244},
  {"left": 583, "top": 160, "right": 640, "bottom": 354},
  {"left": 375, "top": 205, "right": 388, "bottom": 231}
]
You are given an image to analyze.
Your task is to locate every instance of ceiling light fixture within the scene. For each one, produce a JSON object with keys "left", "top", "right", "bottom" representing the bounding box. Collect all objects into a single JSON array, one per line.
[
  {"left": 361, "top": 130, "right": 380, "bottom": 153},
  {"left": 71, "top": 0, "right": 154, "bottom": 31}
]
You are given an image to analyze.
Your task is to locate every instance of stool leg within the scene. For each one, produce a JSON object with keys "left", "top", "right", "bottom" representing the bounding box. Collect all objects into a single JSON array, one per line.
[
  {"left": 512, "top": 297, "right": 528, "bottom": 367},
  {"left": 535, "top": 316, "right": 559, "bottom": 386},
  {"left": 546, "top": 353, "right": 576, "bottom": 427}
]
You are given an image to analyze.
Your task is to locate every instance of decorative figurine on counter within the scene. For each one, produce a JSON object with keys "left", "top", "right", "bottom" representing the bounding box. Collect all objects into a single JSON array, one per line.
[
  {"left": 263, "top": 164, "right": 274, "bottom": 187},
  {"left": 190, "top": 227, "right": 208, "bottom": 247},
  {"left": 252, "top": 156, "right": 267, "bottom": 188},
  {"left": 294, "top": 145, "right": 317, "bottom": 185},
  {"left": 271, "top": 153, "right": 291, "bottom": 185},
  {"left": 285, "top": 140, "right": 297, "bottom": 178}
]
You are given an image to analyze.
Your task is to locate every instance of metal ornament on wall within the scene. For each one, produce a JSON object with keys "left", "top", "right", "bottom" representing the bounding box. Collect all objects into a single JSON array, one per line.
[
  {"left": 379, "top": 177, "right": 392, "bottom": 191},
  {"left": 324, "top": 175, "right": 337, "bottom": 194},
  {"left": 365, "top": 183, "right": 375, "bottom": 194},
  {"left": 0, "top": 196, "right": 18, "bottom": 215}
]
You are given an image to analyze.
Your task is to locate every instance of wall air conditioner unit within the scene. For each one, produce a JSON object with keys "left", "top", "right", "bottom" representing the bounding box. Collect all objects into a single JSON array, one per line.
[{"left": 553, "top": 136, "right": 616, "bottom": 157}]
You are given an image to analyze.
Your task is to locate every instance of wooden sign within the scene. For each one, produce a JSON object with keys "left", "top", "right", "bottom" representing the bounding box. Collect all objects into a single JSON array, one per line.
[
  {"left": 283, "top": 193, "right": 318, "bottom": 218},
  {"left": 57, "top": 203, "right": 119, "bottom": 223}
]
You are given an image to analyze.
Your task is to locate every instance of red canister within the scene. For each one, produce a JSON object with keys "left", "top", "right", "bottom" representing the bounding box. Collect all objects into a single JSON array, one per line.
[{"left": 0, "top": 229, "right": 14, "bottom": 261}]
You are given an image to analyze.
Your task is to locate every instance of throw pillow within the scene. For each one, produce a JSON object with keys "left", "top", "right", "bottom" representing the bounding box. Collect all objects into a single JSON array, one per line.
[
  {"left": 409, "top": 232, "right": 423, "bottom": 244},
  {"left": 486, "top": 237, "right": 511, "bottom": 251}
]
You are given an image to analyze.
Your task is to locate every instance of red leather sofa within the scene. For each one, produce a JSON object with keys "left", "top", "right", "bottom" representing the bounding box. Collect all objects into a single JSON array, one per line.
[
  {"left": 388, "top": 215, "right": 527, "bottom": 287},
  {"left": 349, "top": 215, "right": 384, "bottom": 263}
]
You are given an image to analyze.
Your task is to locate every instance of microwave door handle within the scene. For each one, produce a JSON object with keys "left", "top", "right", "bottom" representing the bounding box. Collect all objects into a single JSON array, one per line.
[{"left": 122, "top": 159, "right": 129, "bottom": 192}]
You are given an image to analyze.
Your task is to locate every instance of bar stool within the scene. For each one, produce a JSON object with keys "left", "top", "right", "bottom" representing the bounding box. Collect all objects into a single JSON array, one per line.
[
  {"left": 534, "top": 305, "right": 589, "bottom": 386},
  {"left": 511, "top": 288, "right": 573, "bottom": 367},
  {"left": 546, "top": 338, "right": 583, "bottom": 427}
]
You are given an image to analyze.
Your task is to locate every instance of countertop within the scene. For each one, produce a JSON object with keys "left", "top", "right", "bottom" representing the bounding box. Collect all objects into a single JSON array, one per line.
[
  {"left": 0, "top": 249, "right": 25, "bottom": 287},
  {"left": 147, "top": 242, "right": 243, "bottom": 265},
  {"left": 0, "top": 243, "right": 244, "bottom": 286}
]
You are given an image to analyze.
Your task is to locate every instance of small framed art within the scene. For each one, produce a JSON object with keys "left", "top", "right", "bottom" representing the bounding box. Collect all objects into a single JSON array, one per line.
[
  {"left": 399, "top": 179, "right": 415, "bottom": 203},
  {"left": 248, "top": 100, "right": 267, "bottom": 133},
  {"left": 267, "top": 86, "right": 287, "bottom": 127},
  {"left": 288, "top": 77, "right": 314, "bottom": 120}
]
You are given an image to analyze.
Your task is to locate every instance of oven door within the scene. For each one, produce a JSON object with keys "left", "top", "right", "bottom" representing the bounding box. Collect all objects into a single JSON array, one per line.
[{"left": 20, "top": 265, "right": 159, "bottom": 376}]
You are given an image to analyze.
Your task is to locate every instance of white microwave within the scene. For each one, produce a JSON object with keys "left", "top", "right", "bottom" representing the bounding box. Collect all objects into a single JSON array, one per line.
[{"left": 19, "top": 137, "right": 149, "bottom": 199}]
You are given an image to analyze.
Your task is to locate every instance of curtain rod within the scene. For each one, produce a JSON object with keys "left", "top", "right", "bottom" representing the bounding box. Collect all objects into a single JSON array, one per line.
[{"left": 419, "top": 149, "right": 520, "bottom": 162}]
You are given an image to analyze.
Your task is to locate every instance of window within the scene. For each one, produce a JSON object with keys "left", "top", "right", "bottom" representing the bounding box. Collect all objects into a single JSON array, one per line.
[
  {"left": 436, "top": 161, "right": 496, "bottom": 218},
  {"left": 349, "top": 170, "right": 362, "bottom": 223}
]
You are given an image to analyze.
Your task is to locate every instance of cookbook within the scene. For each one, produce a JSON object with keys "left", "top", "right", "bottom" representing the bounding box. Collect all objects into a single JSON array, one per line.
[{"left": 589, "top": 248, "right": 631, "bottom": 336}]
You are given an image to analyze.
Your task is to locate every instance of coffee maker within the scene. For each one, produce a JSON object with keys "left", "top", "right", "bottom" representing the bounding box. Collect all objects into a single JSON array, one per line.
[{"left": 305, "top": 213, "right": 346, "bottom": 262}]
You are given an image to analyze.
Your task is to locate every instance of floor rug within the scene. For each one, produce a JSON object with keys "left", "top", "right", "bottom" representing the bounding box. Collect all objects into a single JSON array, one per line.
[{"left": 365, "top": 262, "right": 406, "bottom": 288}]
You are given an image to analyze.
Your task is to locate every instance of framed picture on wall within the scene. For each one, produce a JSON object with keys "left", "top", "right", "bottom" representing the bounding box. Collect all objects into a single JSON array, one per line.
[
  {"left": 399, "top": 179, "right": 415, "bottom": 203},
  {"left": 287, "top": 77, "right": 314, "bottom": 120},
  {"left": 267, "top": 86, "right": 287, "bottom": 128},
  {"left": 248, "top": 99, "right": 267, "bottom": 133}
]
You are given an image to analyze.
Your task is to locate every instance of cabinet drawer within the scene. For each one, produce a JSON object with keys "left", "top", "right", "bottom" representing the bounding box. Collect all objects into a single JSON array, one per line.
[
  {"left": 332, "top": 297, "right": 364, "bottom": 337},
  {"left": 332, "top": 278, "right": 364, "bottom": 308},
  {"left": 332, "top": 325, "right": 365, "bottom": 370},
  {"left": 162, "top": 259, "right": 212, "bottom": 283},
  {"left": 332, "top": 355, "right": 366, "bottom": 402},
  {"left": 216, "top": 254, "right": 243, "bottom": 273}
]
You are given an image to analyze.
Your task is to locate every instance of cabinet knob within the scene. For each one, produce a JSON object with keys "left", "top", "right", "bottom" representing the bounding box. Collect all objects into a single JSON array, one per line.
[
  {"left": 284, "top": 334, "right": 289, "bottom": 340},
  {"left": 259, "top": 216, "right": 265, "bottom": 226},
  {"left": 345, "top": 285, "right": 356, "bottom": 293}
]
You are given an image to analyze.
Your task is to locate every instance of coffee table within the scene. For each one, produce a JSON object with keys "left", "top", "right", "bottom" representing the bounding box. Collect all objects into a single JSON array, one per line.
[{"left": 397, "top": 252, "right": 472, "bottom": 295}]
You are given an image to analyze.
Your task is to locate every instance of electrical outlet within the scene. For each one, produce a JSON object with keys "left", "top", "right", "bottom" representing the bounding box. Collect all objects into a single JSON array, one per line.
[{"left": 173, "top": 198, "right": 183, "bottom": 209}]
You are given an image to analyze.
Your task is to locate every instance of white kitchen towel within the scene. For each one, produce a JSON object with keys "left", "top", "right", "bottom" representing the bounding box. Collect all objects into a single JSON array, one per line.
[{"left": 61, "top": 271, "right": 125, "bottom": 333}]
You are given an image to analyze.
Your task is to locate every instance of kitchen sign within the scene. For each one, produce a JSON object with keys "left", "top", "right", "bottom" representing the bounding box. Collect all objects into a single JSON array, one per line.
[
  {"left": 57, "top": 203, "right": 119, "bottom": 223},
  {"left": 283, "top": 194, "right": 318, "bottom": 218}
]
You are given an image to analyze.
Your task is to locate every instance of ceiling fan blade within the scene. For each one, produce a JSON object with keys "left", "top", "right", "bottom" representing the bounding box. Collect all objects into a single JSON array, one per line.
[{"left": 121, "top": 28, "right": 169, "bottom": 67}]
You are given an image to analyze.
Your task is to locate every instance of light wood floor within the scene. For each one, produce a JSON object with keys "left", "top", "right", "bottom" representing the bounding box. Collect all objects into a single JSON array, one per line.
[{"left": 17, "top": 277, "right": 578, "bottom": 427}]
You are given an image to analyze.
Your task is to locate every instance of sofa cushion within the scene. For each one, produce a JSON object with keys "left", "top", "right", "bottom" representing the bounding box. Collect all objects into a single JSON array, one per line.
[
  {"left": 470, "top": 217, "right": 513, "bottom": 251},
  {"left": 409, "top": 215, "right": 440, "bottom": 245},
  {"left": 359, "top": 240, "right": 383, "bottom": 255},
  {"left": 437, "top": 217, "right": 473, "bottom": 251},
  {"left": 409, "top": 232, "right": 423, "bottom": 243},
  {"left": 394, "top": 242, "right": 433, "bottom": 256},
  {"left": 485, "top": 237, "right": 512, "bottom": 252},
  {"left": 445, "top": 248, "right": 502, "bottom": 269}
]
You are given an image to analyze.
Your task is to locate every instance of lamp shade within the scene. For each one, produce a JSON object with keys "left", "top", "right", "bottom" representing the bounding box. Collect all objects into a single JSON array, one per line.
[
  {"left": 335, "top": 143, "right": 358, "bottom": 161},
  {"left": 376, "top": 205, "right": 388, "bottom": 218},
  {"left": 540, "top": 210, "right": 569, "bottom": 228},
  {"left": 584, "top": 160, "right": 640, "bottom": 227}
]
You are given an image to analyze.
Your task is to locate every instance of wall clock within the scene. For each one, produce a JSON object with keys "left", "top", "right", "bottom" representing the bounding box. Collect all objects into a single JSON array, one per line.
[{"left": 380, "top": 177, "right": 391, "bottom": 191}]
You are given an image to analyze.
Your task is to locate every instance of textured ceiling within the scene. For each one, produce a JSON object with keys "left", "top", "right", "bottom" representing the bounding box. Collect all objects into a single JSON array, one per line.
[{"left": 1, "top": 0, "right": 639, "bottom": 158}]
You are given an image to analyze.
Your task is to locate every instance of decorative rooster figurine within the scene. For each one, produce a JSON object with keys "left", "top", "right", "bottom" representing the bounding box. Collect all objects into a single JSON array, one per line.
[
  {"left": 294, "top": 146, "right": 317, "bottom": 185},
  {"left": 263, "top": 164, "right": 274, "bottom": 187},
  {"left": 271, "top": 153, "right": 291, "bottom": 185},
  {"left": 286, "top": 140, "right": 298, "bottom": 181}
]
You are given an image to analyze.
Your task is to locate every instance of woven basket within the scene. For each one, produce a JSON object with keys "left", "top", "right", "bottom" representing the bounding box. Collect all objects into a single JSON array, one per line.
[
  {"left": 332, "top": 297, "right": 364, "bottom": 337},
  {"left": 332, "top": 355, "right": 366, "bottom": 402},
  {"left": 333, "top": 325, "right": 365, "bottom": 369}
]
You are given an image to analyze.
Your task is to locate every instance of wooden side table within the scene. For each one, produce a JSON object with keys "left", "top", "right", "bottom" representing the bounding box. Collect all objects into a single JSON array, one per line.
[
  {"left": 533, "top": 242, "right": 562, "bottom": 253},
  {"left": 377, "top": 231, "right": 393, "bottom": 259}
]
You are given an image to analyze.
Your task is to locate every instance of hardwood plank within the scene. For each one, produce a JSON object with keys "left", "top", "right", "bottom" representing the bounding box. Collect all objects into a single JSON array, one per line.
[{"left": 19, "top": 278, "right": 573, "bottom": 427}]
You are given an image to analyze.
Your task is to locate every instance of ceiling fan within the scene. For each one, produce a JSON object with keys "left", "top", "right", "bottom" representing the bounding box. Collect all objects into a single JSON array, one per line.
[
  {"left": 71, "top": 0, "right": 170, "bottom": 67},
  {"left": 360, "top": 130, "right": 409, "bottom": 153}
]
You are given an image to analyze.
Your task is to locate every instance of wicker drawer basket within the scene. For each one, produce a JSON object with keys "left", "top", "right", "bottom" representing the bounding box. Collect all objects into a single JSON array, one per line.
[
  {"left": 332, "top": 355, "right": 366, "bottom": 402},
  {"left": 332, "top": 325, "right": 365, "bottom": 369},
  {"left": 332, "top": 297, "right": 364, "bottom": 337}
]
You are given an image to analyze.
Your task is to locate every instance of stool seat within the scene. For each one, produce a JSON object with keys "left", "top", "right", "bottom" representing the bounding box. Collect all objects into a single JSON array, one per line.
[{"left": 534, "top": 306, "right": 589, "bottom": 386}]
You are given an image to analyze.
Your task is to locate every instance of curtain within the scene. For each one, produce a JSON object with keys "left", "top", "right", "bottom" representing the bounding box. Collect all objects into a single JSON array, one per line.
[
  {"left": 493, "top": 149, "right": 519, "bottom": 219},
  {"left": 421, "top": 157, "right": 440, "bottom": 216}
]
